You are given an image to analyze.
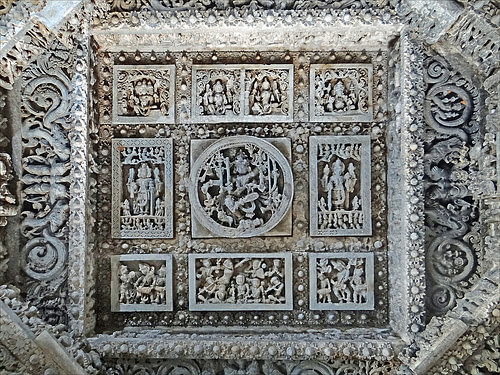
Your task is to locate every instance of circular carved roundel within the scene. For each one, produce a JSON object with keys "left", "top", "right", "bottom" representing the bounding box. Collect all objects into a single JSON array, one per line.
[{"left": 190, "top": 136, "right": 293, "bottom": 238}]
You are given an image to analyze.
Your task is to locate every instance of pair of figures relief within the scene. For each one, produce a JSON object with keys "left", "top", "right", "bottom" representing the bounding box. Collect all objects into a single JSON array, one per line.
[
  {"left": 118, "top": 262, "right": 168, "bottom": 305},
  {"left": 193, "top": 65, "right": 293, "bottom": 123}
]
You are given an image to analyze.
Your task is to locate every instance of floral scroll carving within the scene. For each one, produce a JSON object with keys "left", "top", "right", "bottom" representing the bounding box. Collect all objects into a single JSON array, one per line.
[
  {"left": 190, "top": 136, "right": 293, "bottom": 238},
  {"left": 20, "top": 40, "right": 74, "bottom": 325},
  {"left": 423, "top": 56, "right": 481, "bottom": 317}
]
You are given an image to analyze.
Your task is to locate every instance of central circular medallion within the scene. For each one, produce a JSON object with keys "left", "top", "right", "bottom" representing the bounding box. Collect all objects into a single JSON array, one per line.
[{"left": 190, "top": 136, "right": 293, "bottom": 238}]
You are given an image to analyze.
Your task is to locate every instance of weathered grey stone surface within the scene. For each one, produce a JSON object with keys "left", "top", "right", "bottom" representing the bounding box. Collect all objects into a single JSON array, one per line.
[{"left": 0, "top": 0, "right": 498, "bottom": 374}]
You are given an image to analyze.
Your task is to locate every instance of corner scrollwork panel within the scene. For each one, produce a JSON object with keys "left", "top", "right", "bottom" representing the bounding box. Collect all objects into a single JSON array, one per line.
[
  {"left": 111, "top": 138, "right": 174, "bottom": 239},
  {"left": 20, "top": 40, "right": 74, "bottom": 325},
  {"left": 423, "top": 55, "right": 481, "bottom": 317}
]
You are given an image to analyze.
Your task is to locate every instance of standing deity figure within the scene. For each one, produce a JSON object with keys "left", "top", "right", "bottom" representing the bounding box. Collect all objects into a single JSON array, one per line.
[
  {"left": 329, "top": 159, "right": 346, "bottom": 209},
  {"left": 343, "top": 162, "right": 357, "bottom": 209},
  {"left": 330, "top": 260, "right": 352, "bottom": 303},
  {"left": 126, "top": 168, "right": 137, "bottom": 199},
  {"left": 136, "top": 163, "right": 153, "bottom": 215}
]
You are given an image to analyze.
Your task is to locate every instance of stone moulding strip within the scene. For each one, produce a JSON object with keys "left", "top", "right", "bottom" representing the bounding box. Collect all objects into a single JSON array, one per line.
[
  {"left": 87, "top": 331, "right": 402, "bottom": 361},
  {"left": 188, "top": 252, "right": 293, "bottom": 311},
  {"left": 112, "top": 65, "right": 176, "bottom": 124},
  {"left": 110, "top": 254, "right": 174, "bottom": 312},
  {"left": 309, "top": 252, "right": 374, "bottom": 311},
  {"left": 191, "top": 64, "right": 294, "bottom": 123},
  {"left": 309, "top": 64, "right": 373, "bottom": 122},
  {"left": 309, "top": 135, "right": 372, "bottom": 236}
]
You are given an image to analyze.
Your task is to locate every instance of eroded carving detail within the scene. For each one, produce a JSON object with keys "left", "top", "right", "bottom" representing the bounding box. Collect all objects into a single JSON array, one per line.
[
  {"left": 310, "top": 64, "right": 372, "bottom": 122},
  {"left": 309, "top": 136, "right": 371, "bottom": 236},
  {"left": 0, "top": 153, "right": 16, "bottom": 226},
  {"left": 111, "top": 254, "right": 173, "bottom": 312},
  {"left": 113, "top": 65, "right": 175, "bottom": 124},
  {"left": 310, "top": 253, "right": 374, "bottom": 310},
  {"left": 111, "top": 138, "right": 173, "bottom": 238},
  {"left": 190, "top": 136, "right": 293, "bottom": 238},
  {"left": 189, "top": 253, "right": 292, "bottom": 311}
]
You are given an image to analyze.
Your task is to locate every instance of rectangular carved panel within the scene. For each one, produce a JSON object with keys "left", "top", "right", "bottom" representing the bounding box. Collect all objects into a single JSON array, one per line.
[
  {"left": 113, "top": 65, "right": 175, "bottom": 124},
  {"left": 192, "top": 64, "right": 293, "bottom": 123},
  {"left": 309, "top": 135, "right": 372, "bottom": 236},
  {"left": 110, "top": 254, "right": 173, "bottom": 312},
  {"left": 309, "top": 252, "right": 374, "bottom": 310},
  {"left": 111, "top": 138, "right": 173, "bottom": 238},
  {"left": 310, "top": 64, "right": 373, "bottom": 122},
  {"left": 188, "top": 253, "right": 293, "bottom": 311}
]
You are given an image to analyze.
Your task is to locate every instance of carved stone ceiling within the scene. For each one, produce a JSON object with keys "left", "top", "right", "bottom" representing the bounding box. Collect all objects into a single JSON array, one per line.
[{"left": 0, "top": 0, "right": 499, "bottom": 374}]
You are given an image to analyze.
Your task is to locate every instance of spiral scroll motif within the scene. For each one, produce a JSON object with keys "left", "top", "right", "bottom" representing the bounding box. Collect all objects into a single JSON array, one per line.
[{"left": 22, "top": 229, "right": 67, "bottom": 281}]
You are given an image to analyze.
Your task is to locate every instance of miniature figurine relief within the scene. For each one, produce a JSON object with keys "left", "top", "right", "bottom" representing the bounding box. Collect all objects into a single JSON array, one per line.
[
  {"left": 190, "top": 136, "right": 293, "bottom": 238},
  {"left": 310, "top": 64, "right": 373, "bottom": 122},
  {"left": 111, "top": 138, "right": 173, "bottom": 238},
  {"left": 113, "top": 65, "right": 175, "bottom": 124},
  {"left": 189, "top": 253, "right": 293, "bottom": 311},
  {"left": 309, "top": 253, "right": 374, "bottom": 310},
  {"left": 111, "top": 255, "right": 173, "bottom": 312},
  {"left": 309, "top": 136, "right": 372, "bottom": 236},
  {"left": 192, "top": 65, "right": 293, "bottom": 123}
]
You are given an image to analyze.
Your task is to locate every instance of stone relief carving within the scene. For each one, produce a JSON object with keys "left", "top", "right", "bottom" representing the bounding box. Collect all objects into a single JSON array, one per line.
[
  {"left": 190, "top": 136, "right": 293, "bottom": 238},
  {"left": 0, "top": 153, "right": 16, "bottom": 226},
  {"left": 113, "top": 65, "right": 175, "bottom": 124},
  {"left": 310, "top": 64, "right": 372, "bottom": 122},
  {"left": 189, "top": 253, "right": 292, "bottom": 311},
  {"left": 192, "top": 65, "right": 293, "bottom": 123},
  {"left": 309, "top": 136, "right": 371, "bottom": 236},
  {"left": 111, "top": 138, "right": 173, "bottom": 238},
  {"left": 111, "top": 254, "right": 173, "bottom": 312},
  {"left": 309, "top": 253, "right": 374, "bottom": 310},
  {"left": 20, "top": 39, "right": 75, "bottom": 325},
  {"left": 423, "top": 55, "right": 481, "bottom": 317}
]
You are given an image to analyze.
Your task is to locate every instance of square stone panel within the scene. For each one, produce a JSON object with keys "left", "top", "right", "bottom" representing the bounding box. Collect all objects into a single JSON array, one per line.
[
  {"left": 188, "top": 252, "right": 293, "bottom": 311},
  {"left": 310, "top": 64, "right": 373, "bottom": 122},
  {"left": 111, "top": 138, "right": 174, "bottom": 238},
  {"left": 110, "top": 254, "right": 174, "bottom": 312},
  {"left": 112, "top": 65, "right": 175, "bottom": 124},
  {"left": 192, "top": 64, "right": 293, "bottom": 123},
  {"left": 309, "top": 252, "right": 374, "bottom": 311},
  {"left": 309, "top": 135, "right": 372, "bottom": 236},
  {"left": 190, "top": 136, "right": 293, "bottom": 238}
]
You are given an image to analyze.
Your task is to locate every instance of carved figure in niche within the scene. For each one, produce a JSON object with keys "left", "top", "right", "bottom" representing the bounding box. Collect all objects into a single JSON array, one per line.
[
  {"left": 118, "top": 144, "right": 168, "bottom": 233},
  {"left": 316, "top": 141, "right": 364, "bottom": 231},
  {"left": 195, "top": 256, "right": 287, "bottom": 305},
  {"left": 313, "top": 67, "right": 370, "bottom": 117},
  {"left": 315, "top": 257, "right": 368, "bottom": 305},
  {"left": 198, "top": 75, "right": 236, "bottom": 116},
  {"left": 246, "top": 69, "right": 290, "bottom": 117},
  {"left": 117, "top": 262, "right": 167, "bottom": 305},
  {"left": 116, "top": 69, "right": 171, "bottom": 119}
]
